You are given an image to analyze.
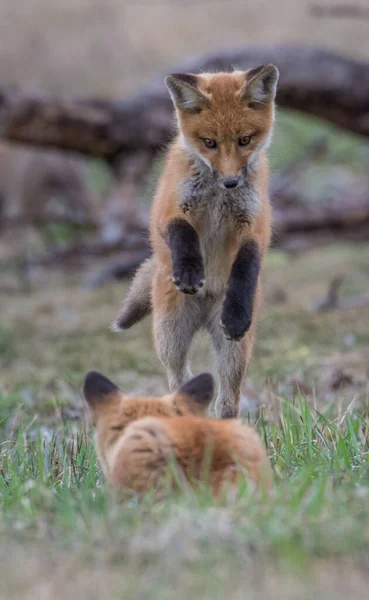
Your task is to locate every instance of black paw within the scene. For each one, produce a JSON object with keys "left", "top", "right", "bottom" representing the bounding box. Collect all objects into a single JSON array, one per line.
[
  {"left": 172, "top": 259, "right": 205, "bottom": 295},
  {"left": 220, "top": 302, "right": 252, "bottom": 342}
]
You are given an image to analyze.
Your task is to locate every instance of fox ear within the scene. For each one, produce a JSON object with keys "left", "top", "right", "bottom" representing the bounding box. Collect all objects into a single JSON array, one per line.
[
  {"left": 83, "top": 371, "right": 120, "bottom": 408},
  {"left": 240, "top": 64, "right": 279, "bottom": 107},
  {"left": 175, "top": 373, "right": 214, "bottom": 413},
  {"left": 165, "top": 73, "right": 208, "bottom": 112}
]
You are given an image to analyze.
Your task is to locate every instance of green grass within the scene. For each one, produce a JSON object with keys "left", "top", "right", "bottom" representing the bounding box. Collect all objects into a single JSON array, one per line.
[
  {"left": 1, "top": 101, "right": 369, "bottom": 594},
  {"left": 1, "top": 244, "right": 369, "bottom": 598},
  {"left": 1, "top": 397, "right": 369, "bottom": 599},
  {"left": 271, "top": 110, "right": 369, "bottom": 173}
]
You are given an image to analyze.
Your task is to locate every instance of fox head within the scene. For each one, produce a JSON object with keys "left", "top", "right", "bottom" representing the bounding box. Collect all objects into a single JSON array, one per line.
[
  {"left": 83, "top": 371, "right": 214, "bottom": 478},
  {"left": 165, "top": 65, "right": 279, "bottom": 189}
]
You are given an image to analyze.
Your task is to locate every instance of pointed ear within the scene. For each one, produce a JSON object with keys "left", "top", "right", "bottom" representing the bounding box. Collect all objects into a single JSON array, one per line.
[
  {"left": 175, "top": 373, "right": 214, "bottom": 414},
  {"left": 240, "top": 64, "right": 279, "bottom": 108},
  {"left": 83, "top": 371, "right": 120, "bottom": 408},
  {"left": 165, "top": 73, "right": 209, "bottom": 112}
]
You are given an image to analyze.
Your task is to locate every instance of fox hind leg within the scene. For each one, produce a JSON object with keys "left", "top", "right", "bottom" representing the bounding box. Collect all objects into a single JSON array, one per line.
[
  {"left": 208, "top": 306, "right": 256, "bottom": 418},
  {"left": 153, "top": 275, "right": 202, "bottom": 391},
  {"left": 154, "top": 305, "right": 199, "bottom": 391}
]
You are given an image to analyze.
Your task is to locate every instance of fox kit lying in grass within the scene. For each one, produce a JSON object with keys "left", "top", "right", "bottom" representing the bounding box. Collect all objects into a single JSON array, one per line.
[
  {"left": 83, "top": 371, "right": 271, "bottom": 497},
  {"left": 114, "top": 65, "right": 278, "bottom": 418}
]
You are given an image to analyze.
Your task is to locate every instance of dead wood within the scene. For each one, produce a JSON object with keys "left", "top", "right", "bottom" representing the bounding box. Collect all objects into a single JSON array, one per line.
[
  {"left": 1, "top": 46, "right": 369, "bottom": 164},
  {"left": 0, "top": 213, "right": 99, "bottom": 230},
  {"left": 24, "top": 228, "right": 148, "bottom": 268}
]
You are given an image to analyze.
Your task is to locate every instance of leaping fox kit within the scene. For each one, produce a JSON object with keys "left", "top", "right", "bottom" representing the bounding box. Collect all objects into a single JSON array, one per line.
[
  {"left": 83, "top": 371, "right": 271, "bottom": 497},
  {"left": 114, "top": 64, "right": 279, "bottom": 418}
]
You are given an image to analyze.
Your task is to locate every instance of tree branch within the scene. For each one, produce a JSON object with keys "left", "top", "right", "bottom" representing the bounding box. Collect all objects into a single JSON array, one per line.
[{"left": 1, "top": 46, "right": 369, "bottom": 160}]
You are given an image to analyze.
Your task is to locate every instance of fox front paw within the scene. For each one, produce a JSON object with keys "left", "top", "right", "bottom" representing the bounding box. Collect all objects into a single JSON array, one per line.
[
  {"left": 172, "top": 259, "right": 205, "bottom": 295},
  {"left": 220, "top": 302, "right": 252, "bottom": 342}
]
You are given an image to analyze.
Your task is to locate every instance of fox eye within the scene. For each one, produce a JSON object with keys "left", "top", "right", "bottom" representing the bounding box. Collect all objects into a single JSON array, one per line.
[
  {"left": 238, "top": 136, "right": 251, "bottom": 147},
  {"left": 204, "top": 138, "right": 217, "bottom": 149}
]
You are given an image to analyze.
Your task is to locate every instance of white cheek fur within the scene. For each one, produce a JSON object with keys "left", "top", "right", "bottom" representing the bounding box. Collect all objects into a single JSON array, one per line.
[{"left": 178, "top": 133, "right": 212, "bottom": 170}]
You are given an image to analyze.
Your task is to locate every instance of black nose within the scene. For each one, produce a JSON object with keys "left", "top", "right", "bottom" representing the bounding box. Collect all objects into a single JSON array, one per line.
[{"left": 223, "top": 178, "right": 239, "bottom": 189}]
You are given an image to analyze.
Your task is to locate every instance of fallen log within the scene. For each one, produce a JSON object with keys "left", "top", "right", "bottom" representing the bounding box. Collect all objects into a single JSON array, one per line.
[
  {"left": 82, "top": 253, "right": 150, "bottom": 288},
  {"left": 273, "top": 184, "right": 369, "bottom": 232},
  {"left": 1, "top": 46, "right": 369, "bottom": 163},
  {"left": 25, "top": 171, "right": 369, "bottom": 270},
  {"left": 23, "top": 228, "right": 148, "bottom": 268},
  {"left": 0, "top": 213, "right": 99, "bottom": 230}
]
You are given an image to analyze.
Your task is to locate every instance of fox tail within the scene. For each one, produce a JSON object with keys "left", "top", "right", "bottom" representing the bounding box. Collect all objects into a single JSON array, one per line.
[{"left": 111, "top": 256, "right": 155, "bottom": 331}]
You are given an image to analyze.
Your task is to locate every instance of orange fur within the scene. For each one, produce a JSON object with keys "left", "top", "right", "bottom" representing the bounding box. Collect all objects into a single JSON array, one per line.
[
  {"left": 115, "top": 65, "right": 278, "bottom": 418},
  {"left": 151, "top": 69, "right": 273, "bottom": 299},
  {"left": 83, "top": 371, "right": 271, "bottom": 498}
]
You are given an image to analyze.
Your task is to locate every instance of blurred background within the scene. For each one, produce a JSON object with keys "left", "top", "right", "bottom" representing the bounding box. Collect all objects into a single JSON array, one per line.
[
  {"left": 1, "top": 3, "right": 369, "bottom": 598},
  {"left": 1, "top": 0, "right": 369, "bottom": 95},
  {"left": 0, "top": 0, "right": 369, "bottom": 423}
]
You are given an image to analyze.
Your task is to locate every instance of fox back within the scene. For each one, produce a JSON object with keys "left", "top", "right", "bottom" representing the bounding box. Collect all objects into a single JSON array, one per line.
[{"left": 83, "top": 371, "right": 271, "bottom": 496}]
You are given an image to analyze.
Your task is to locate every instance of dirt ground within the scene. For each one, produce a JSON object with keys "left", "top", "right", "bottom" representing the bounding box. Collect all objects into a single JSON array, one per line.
[
  {"left": 1, "top": 243, "right": 369, "bottom": 600},
  {"left": 1, "top": 5, "right": 369, "bottom": 596},
  {"left": 1, "top": 243, "right": 369, "bottom": 426}
]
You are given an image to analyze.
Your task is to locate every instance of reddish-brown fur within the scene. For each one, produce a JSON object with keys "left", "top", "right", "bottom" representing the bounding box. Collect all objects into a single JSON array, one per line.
[
  {"left": 151, "top": 70, "right": 273, "bottom": 288},
  {"left": 114, "top": 65, "right": 278, "bottom": 418},
  {"left": 83, "top": 371, "right": 271, "bottom": 498}
]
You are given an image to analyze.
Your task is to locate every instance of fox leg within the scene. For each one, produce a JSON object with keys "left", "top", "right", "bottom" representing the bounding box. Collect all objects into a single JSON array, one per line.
[
  {"left": 166, "top": 218, "right": 205, "bottom": 295},
  {"left": 153, "top": 271, "right": 201, "bottom": 391},
  {"left": 207, "top": 239, "right": 261, "bottom": 418},
  {"left": 154, "top": 303, "right": 200, "bottom": 391},
  {"left": 207, "top": 302, "right": 256, "bottom": 419},
  {"left": 220, "top": 239, "right": 261, "bottom": 342}
]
